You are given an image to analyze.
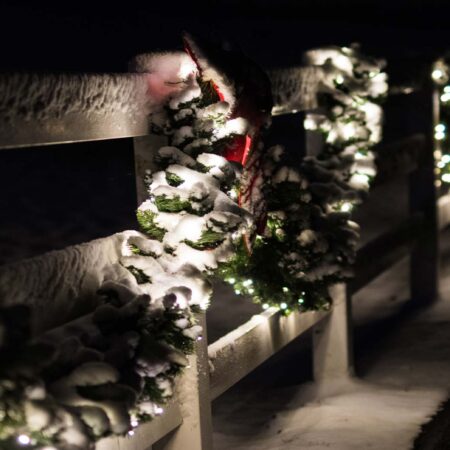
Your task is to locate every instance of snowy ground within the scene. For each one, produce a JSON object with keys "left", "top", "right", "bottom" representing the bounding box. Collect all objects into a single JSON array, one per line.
[{"left": 209, "top": 187, "right": 450, "bottom": 450}]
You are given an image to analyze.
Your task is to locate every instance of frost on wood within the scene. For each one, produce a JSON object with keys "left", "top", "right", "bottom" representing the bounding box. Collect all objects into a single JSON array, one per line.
[
  {"left": 0, "top": 73, "right": 151, "bottom": 123},
  {"left": 0, "top": 232, "right": 128, "bottom": 332},
  {"left": 269, "top": 66, "right": 322, "bottom": 115},
  {"left": 0, "top": 53, "right": 201, "bottom": 148}
]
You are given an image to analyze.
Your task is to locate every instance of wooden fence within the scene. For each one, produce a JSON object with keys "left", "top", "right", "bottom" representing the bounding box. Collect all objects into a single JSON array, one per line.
[{"left": 0, "top": 62, "right": 445, "bottom": 450}]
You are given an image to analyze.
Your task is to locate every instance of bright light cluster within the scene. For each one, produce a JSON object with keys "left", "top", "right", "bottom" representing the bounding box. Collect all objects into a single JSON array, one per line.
[
  {"left": 304, "top": 45, "right": 387, "bottom": 213},
  {"left": 432, "top": 59, "right": 450, "bottom": 186}
]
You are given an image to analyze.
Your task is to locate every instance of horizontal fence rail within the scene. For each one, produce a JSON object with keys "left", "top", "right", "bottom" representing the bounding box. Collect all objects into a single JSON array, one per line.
[
  {"left": 268, "top": 66, "right": 322, "bottom": 115},
  {"left": 0, "top": 68, "right": 417, "bottom": 150},
  {"left": 97, "top": 402, "right": 182, "bottom": 450},
  {"left": 0, "top": 73, "right": 151, "bottom": 149},
  {"left": 0, "top": 68, "right": 326, "bottom": 149},
  {"left": 209, "top": 308, "right": 329, "bottom": 400}
]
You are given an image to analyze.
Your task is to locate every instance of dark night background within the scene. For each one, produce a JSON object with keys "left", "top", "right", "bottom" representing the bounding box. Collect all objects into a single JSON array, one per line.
[
  {"left": 1, "top": 1, "right": 450, "bottom": 73},
  {"left": 0, "top": 0, "right": 449, "bottom": 264}
]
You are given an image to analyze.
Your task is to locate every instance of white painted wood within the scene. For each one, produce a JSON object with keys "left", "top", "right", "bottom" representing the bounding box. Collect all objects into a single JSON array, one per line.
[
  {"left": 0, "top": 69, "right": 322, "bottom": 150},
  {"left": 312, "top": 283, "right": 354, "bottom": 380},
  {"left": 154, "top": 313, "right": 213, "bottom": 450},
  {"left": 0, "top": 232, "right": 133, "bottom": 333},
  {"left": 269, "top": 66, "right": 322, "bottom": 115},
  {"left": 0, "top": 73, "right": 151, "bottom": 150},
  {"left": 96, "top": 402, "right": 182, "bottom": 450},
  {"left": 438, "top": 194, "right": 450, "bottom": 229},
  {"left": 209, "top": 308, "right": 330, "bottom": 400}
]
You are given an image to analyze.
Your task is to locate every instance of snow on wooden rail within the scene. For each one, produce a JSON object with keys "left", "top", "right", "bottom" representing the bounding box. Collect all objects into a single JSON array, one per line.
[
  {"left": 0, "top": 232, "right": 131, "bottom": 332},
  {"left": 0, "top": 73, "right": 153, "bottom": 149},
  {"left": 0, "top": 68, "right": 323, "bottom": 150}
]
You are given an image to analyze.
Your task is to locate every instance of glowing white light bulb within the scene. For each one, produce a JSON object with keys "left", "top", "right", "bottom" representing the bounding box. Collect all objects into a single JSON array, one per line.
[
  {"left": 227, "top": 278, "right": 236, "bottom": 284},
  {"left": 432, "top": 69, "right": 444, "bottom": 80},
  {"left": 436, "top": 123, "right": 446, "bottom": 133},
  {"left": 340, "top": 202, "right": 353, "bottom": 212},
  {"left": 441, "top": 93, "right": 450, "bottom": 102},
  {"left": 443, "top": 173, "right": 450, "bottom": 183},
  {"left": 235, "top": 290, "right": 241, "bottom": 295},
  {"left": 17, "top": 435, "right": 31, "bottom": 445},
  {"left": 131, "top": 419, "right": 139, "bottom": 427},
  {"left": 280, "top": 302, "right": 288, "bottom": 310},
  {"left": 304, "top": 117, "right": 317, "bottom": 130},
  {"left": 442, "top": 154, "right": 450, "bottom": 163},
  {"left": 353, "top": 173, "right": 370, "bottom": 184},
  {"left": 298, "top": 298, "right": 305, "bottom": 304},
  {"left": 435, "top": 131, "right": 446, "bottom": 141},
  {"left": 243, "top": 279, "right": 253, "bottom": 287},
  {"left": 228, "top": 190, "right": 238, "bottom": 200},
  {"left": 248, "top": 288, "right": 255, "bottom": 294},
  {"left": 282, "top": 287, "right": 289, "bottom": 293},
  {"left": 262, "top": 303, "right": 270, "bottom": 310},
  {"left": 335, "top": 74, "right": 345, "bottom": 85}
]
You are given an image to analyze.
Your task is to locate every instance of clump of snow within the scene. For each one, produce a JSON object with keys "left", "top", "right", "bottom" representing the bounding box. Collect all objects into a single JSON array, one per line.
[
  {"left": 157, "top": 146, "right": 197, "bottom": 168},
  {"left": 130, "top": 51, "right": 198, "bottom": 108},
  {"left": 297, "top": 229, "right": 317, "bottom": 246},
  {"left": 273, "top": 166, "right": 303, "bottom": 184}
]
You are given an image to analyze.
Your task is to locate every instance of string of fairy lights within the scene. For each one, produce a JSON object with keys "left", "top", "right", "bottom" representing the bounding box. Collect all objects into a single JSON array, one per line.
[{"left": 432, "top": 60, "right": 450, "bottom": 186}]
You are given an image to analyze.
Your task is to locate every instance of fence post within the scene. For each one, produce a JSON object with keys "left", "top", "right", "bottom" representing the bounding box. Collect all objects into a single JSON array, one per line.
[
  {"left": 153, "top": 313, "right": 213, "bottom": 450},
  {"left": 133, "top": 136, "right": 214, "bottom": 450},
  {"left": 312, "top": 283, "right": 354, "bottom": 380},
  {"left": 409, "top": 71, "right": 440, "bottom": 305},
  {"left": 303, "top": 110, "right": 354, "bottom": 381}
]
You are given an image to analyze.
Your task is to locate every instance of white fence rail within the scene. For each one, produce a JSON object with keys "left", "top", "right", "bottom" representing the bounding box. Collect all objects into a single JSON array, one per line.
[
  {"left": 0, "top": 68, "right": 320, "bottom": 150},
  {"left": 0, "top": 62, "right": 443, "bottom": 450}
]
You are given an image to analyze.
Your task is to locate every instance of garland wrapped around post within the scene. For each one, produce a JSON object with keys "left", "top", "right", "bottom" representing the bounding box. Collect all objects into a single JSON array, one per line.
[
  {"left": 0, "top": 35, "right": 265, "bottom": 449},
  {"left": 432, "top": 58, "right": 450, "bottom": 187},
  {"left": 218, "top": 45, "right": 388, "bottom": 313}
]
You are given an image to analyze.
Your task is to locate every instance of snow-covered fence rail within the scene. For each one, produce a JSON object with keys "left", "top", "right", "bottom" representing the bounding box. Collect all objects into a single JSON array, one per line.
[
  {"left": 0, "top": 69, "right": 322, "bottom": 150},
  {"left": 0, "top": 64, "right": 446, "bottom": 450},
  {"left": 209, "top": 308, "right": 329, "bottom": 400},
  {"left": 0, "top": 73, "right": 152, "bottom": 149}
]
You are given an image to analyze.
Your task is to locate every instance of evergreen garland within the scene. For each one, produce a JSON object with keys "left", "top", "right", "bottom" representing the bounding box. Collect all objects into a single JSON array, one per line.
[
  {"left": 218, "top": 45, "right": 388, "bottom": 313},
  {"left": 0, "top": 42, "right": 252, "bottom": 449}
]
